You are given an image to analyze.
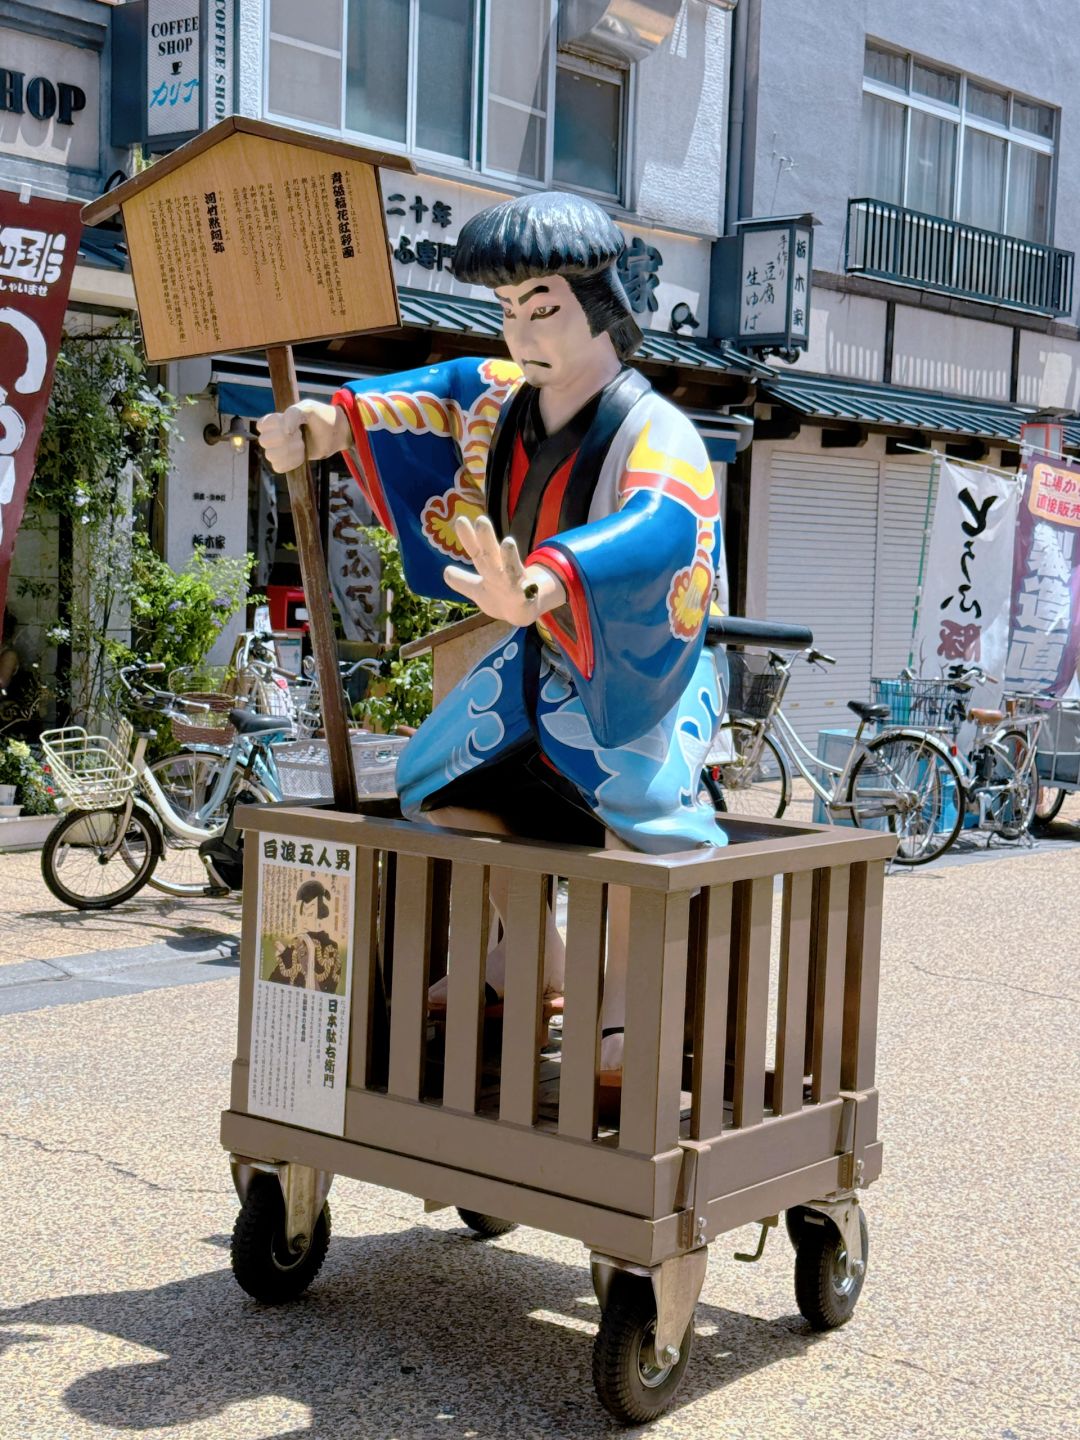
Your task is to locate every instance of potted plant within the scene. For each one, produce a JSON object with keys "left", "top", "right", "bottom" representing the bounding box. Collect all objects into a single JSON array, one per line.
[{"left": 0, "top": 740, "right": 56, "bottom": 817}]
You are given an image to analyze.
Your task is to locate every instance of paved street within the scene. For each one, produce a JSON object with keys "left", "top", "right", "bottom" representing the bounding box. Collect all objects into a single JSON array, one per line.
[{"left": 0, "top": 806, "right": 1077, "bottom": 1440}]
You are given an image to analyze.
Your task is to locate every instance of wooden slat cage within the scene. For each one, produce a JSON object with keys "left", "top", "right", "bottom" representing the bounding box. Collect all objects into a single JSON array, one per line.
[{"left": 222, "top": 804, "right": 893, "bottom": 1268}]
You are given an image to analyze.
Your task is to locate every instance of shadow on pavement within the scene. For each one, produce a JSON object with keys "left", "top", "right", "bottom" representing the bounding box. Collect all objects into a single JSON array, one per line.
[{"left": 0, "top": 1224, "right": 821, "bottom": 1437}]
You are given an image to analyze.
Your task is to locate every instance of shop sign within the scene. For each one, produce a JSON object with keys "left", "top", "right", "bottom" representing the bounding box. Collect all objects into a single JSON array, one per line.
[
  {"left": 0, "top": 192, "right": 82, "bottom": 617},
  {"left": 384, "top": 174, "right": 710, "bottom": 333},
  {"left": 710, "top": 213, "right": 816, "bottom": 356},
  {"left": 1006, "top": 451, "right": 1080, "bottom": 695},
  {"left": 0, "top": 27, "right": 100, "bottom": 172},
  {"left": 112, "top": 0, "right": 235, "bottom": 151}
]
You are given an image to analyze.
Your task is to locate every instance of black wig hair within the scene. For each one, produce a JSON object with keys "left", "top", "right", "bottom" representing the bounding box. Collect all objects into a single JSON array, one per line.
[{"left": 453, "top": 191, "right": 643, "bottom": 361}]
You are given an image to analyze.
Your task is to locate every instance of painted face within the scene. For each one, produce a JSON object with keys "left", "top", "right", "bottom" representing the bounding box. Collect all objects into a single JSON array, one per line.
[{"left": 493, "top": 273, "right": 609, "bottom": 389}]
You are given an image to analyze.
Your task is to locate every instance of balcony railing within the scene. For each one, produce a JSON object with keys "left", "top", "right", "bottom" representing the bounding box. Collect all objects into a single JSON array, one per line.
[{"left": 846, "top": 198, "right": 1074, "bottom": 316}]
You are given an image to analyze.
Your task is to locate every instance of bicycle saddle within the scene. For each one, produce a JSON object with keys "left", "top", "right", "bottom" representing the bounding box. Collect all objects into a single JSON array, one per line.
[
  {"left": 705, "top": 615, "right": 814, "bottom": 650},
  {"left": 229, "top": 708, "right": 292, "bottom": 735},
  {"left": 848, "top": 700, "right": 890, "bottom": 722},
  {"left": 969, "top": 707, "right": 1004, "bottom": 725}
]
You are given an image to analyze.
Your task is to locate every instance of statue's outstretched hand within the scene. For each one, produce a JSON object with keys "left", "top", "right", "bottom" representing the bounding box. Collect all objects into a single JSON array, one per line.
[
  {"left": 255, "top": 400, "right": 352, "bottom": 475},
  {"left": 445, "top": 516, "right": 567, "bottom": 627}
]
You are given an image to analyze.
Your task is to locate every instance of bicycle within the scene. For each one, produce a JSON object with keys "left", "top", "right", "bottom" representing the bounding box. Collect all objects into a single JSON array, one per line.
[
  {"left": 39, "top": 662, "right": 290, "bottom": 909},
  {"left": 937, "top": 665, "right": 1043, "bottom": 843},
  {"left": 701, "top": 617, "right": 965, "bottom": 865}
]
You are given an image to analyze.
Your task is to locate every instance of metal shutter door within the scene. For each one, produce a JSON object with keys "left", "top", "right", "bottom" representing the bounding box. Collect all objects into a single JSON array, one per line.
[
  {"left": 872, "top": 458, "right": 937, "bottom": 678},
  {"left": 765, "top": 451, "right": 880, "bottom": 748}
]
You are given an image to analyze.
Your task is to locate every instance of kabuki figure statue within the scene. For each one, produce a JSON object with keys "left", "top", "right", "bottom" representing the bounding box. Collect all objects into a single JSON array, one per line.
[{"left": 258, "top": 191, "right": 728, "bottom": 1089}]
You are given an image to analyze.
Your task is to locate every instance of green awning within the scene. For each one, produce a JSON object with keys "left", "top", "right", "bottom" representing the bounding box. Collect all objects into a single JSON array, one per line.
[
  {"left": 759, "top": 370, "right": 1080, "bottom": 448},
  {"left": 398, "top": 288, "right": 762, "bottom": 376}
]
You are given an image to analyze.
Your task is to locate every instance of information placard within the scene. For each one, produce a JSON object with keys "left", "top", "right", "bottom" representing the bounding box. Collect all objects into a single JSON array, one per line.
[{"left": 248, "top": 834, "right": 356, "bottom": 1135}]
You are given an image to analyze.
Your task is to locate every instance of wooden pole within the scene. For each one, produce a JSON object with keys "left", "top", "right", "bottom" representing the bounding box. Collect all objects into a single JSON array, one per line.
[{"left": 266, "top": 344, "right": 358, "bottom": 812}]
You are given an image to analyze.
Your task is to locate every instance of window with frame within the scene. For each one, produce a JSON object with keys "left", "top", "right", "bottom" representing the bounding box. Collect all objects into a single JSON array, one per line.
[
  {"left": 268, "top": 0, "right": 478, "bottom": 163},
  {"left": 858, "top": 40, "right": 1056, "bottom": 243},
  {"left": 553, "top": 50, "right": 627, "bottom": 199},
  {"left": 265, "top": 0, "right": 629, "bottom": 196}
]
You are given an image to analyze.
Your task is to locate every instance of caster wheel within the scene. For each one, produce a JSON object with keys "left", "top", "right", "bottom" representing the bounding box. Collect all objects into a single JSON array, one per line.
[
  {"left": 231, "top": 1174, "right": 331, "bottom": 1303},
  {"left": 592, "top": 1271, "right": 693, "bottom": 1425},
  {"left": 793, "top": 1208, "right": 869, "bottom": 1330},
  {"left": 785, "top": 1205, "right": 811, "bottom": 1249},
  {"left": 456, "top": 1207, "right": 517, "bottom": 1238}
]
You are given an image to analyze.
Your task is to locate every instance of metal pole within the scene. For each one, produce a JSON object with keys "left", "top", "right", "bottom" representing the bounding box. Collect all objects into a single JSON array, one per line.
[
  {"left": 266, "top": 344, "right": 358, "bottom": 812},
  {"left": 907, "top": 449, "right": 940, "bottom": 670}
]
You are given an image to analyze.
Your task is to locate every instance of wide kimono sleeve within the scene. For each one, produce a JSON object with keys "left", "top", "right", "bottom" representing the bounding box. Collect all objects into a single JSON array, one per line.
[
  {"left": 333, "top": 355, "right": 523, "bottom": 602},
  {"left": 528, "top": 399, "right": 721, "bottom": 749}
]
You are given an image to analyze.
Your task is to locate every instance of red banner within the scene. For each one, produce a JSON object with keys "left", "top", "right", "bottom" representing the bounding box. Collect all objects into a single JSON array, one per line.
[
  {"left": 0, "top": 193, "right": 82, "bottom": 616},
  {"left": 1006, "top": 450, "right": 1080, "bottom": 695}
]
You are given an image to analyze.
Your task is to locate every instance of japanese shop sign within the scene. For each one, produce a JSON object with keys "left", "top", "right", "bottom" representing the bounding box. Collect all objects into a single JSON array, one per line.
[
  {"left": 0, "top": 193, "right": 81, "bottom": 618},
  {"left": 385, "top": 175, "right": 708, "bottom": 330},
  {"left": 248, "top": 834, "right": 356, "bottom": 1135},
  {"left": 1005, "top": 452, "right": 1080, "bottom": 695},
  {"left": 117, "top": 0, "right": 235, "bottom": 149},
  {"left": 710, "top": 213, "right": 816, "bottom": 354},
  {"left": 911, "top": 459, "right": 1019, "bottom": 684},
  {"left": 328, "top": 468, "right": 383, "bottom": 642}
]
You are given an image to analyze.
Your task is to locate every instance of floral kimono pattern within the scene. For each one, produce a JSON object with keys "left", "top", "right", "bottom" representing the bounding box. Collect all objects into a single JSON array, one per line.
[{"left": 334, "top": 356, "right": 728, "bottom": 851}]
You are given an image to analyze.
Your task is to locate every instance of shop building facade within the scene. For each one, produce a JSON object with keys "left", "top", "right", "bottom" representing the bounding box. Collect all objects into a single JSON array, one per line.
[
  {"left": 1, "top": 0, "right": 137, "bottom": 677},
  {"left": 158, "top": 0, "right": 753, "bottom": 659},
  {"left": 727, "top": 0, "right": 1080, "bottom": 744}
]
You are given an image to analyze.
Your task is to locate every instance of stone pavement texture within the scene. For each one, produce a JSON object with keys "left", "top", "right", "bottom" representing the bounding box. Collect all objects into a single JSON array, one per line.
[
  {"left": 0, "top": 847, "right": 242, "bottom": 969},
  {"left": 0, "top": 812, "right": 1077, "bottom": 1439}
]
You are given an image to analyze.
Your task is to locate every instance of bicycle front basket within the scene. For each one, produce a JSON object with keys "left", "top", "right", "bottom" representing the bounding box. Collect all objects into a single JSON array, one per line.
[
  {"left": 40, "top": 726, "right": 138, "bottom": 809},
  {"left": 726, "top": 650, "right": 783, "bottom": 720},
  {"left": 871, "top": 676, "right": 966, "bottom": 732}
]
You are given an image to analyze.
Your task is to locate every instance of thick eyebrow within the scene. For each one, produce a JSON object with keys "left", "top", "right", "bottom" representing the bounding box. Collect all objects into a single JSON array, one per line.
[{"left": 517, "top": 284, "right": 550, "bottom": 305}]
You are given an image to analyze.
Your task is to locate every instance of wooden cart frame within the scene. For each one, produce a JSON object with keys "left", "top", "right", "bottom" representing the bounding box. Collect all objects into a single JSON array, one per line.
[{"left": 222, "top": 802, "right": 893, "bottom": 1377}]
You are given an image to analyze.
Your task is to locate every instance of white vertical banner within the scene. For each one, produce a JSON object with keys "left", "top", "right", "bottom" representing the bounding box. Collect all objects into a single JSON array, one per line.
[
  {"left": 911, "top": 460, "right": 1020, "bottom": 688},
  {"left": 248, "top": 835, "right": 355, "bottom": 1136}
]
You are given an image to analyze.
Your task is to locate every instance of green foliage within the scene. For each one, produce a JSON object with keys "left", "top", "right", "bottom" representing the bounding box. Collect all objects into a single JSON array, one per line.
[
  {"left": 29, "top": 320, "right": 229, "bottom": 725},
  {"left": 0, "top": 740, "right": 55, "bottom": 815},
  {"left": 35, "top": 322, "right": 180, "bottom": 525},
  {"left": 353, "top": 526, "right": 472, "bottom": 732},
  {"left": 127, "top": 541, "right": 256, "bottom": 675}
]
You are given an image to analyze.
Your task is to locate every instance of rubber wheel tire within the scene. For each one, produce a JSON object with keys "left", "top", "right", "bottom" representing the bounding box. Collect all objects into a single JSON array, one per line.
[
  {"left": 984, "top": 727, "right": 1038, "bottom": 840},
  {"left": 40, "top": 806, "right": 159, "bottom": 910},
  {"left": 456, "top": 1208, "right": 517, "bottom": 1238},
  {"left": 231, "top": 1175, "right": 331, "bottom": 1304},
  {"left": 793, "top": 1208, "right": 869, "bottom": 1331},
  {"left": 592, "top": 1271, "right": 693, "bottom": 1425},
  {"left": 849, "top": 732, "right": 964, "bottom": 865},
  {"left": 1032, "top": 785, "right": 1067, "bottom": 833}
]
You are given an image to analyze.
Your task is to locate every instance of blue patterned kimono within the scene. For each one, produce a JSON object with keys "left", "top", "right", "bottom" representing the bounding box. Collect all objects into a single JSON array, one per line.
[{"left": 334, "top": 356, "right": 727, "bottom": 852}]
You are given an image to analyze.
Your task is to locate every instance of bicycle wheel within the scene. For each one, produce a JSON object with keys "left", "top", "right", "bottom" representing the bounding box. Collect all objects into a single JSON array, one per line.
[
  {"left": 141, "top": 757, "right": 274, "bottom": 897},
  {"left": 848, "top": 731, "right": 964, "bottom": 864},
  {"left": 149, "top": 750, "right": 236, "bottom": 826},
  {"left": 41, "top": 805, "right": 160, "bottom": 910},
  {"left": 703, "top": 720, "right": 791, "bottom": 820},
  {"left": 1033, "top": 784, "right": 1067, "bottom": 832},
  {"left": 981, "top": 727, "right": 1039, "bottom": 839}
]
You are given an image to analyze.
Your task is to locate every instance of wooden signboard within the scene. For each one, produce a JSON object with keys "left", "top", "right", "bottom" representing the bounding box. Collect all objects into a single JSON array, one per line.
[
  {"left": 83, "top": 118, "right": 415, "bottom": 811},
  {"left": 83, "top": 117, "right": 409, "bottom": 362}
]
